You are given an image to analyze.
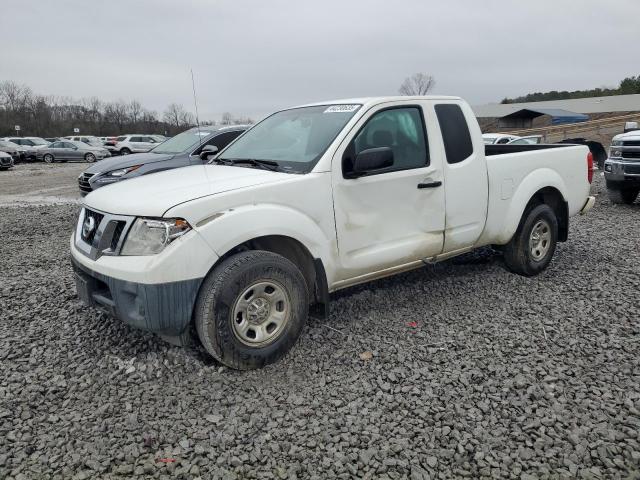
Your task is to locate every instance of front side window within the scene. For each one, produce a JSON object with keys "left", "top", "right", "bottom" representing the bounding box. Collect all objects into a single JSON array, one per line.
[
  {"left": 117, "top": 136, "right": 127, "bottom": 142},
  {"left": 343, "top": 107, "right": 428, "bottom": 176},
  {"left": 217, "top": 104, "right": 361, "bottom": 173},
  {"left": 51, "top": 142, "right": 64, "bottom": 148}
]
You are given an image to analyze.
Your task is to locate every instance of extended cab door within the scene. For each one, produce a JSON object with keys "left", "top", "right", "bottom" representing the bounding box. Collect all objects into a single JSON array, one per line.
[
  {"left": 331, "top": 102, "right": 445, "bottom": 282},
  {"left": 433, "top": 102, "right": 488, "bottom": 252}
]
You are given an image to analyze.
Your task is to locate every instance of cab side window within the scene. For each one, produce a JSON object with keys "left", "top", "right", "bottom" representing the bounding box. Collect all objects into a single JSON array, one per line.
[
  {"left": 343, "top": 107, "right": 428, "bottom": 177},
  {"left": 205, "top": 131, "right": 242, "bottom": 151},
  {"left": 435, "top": 104, "right": 474, "bottom": 164}
]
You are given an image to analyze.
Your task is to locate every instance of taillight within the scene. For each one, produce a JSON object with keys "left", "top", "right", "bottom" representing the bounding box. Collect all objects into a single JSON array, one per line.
[{"left": 587, "top": 151, "right": 594, "bottom": 184}]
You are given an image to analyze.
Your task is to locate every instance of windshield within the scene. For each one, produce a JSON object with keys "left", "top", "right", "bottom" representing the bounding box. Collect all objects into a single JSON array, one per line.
[
  {"left": 217, "top": 104, "right": 361, "bottom": 172},
  {"left": 152, "top": 128, "right": 214, "bottom": 154},
  {"left": 30, "top": 138, "right": 49, "bottom": 145}
]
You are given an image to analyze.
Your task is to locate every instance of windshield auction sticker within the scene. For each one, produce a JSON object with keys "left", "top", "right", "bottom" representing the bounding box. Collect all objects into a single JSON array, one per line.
[{"left": 324, "top": 105, "right": 360, "bottom": 113}]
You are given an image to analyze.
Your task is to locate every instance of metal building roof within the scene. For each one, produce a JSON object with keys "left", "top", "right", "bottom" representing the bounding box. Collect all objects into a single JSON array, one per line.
[{"left": 473, "top": 94, "right": 640, "bottom": 118}]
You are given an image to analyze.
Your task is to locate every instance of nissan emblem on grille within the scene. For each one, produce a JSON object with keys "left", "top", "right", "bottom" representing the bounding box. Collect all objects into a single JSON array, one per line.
[{"left": 82, "top": 216, "right": 96, "bottom": 239}]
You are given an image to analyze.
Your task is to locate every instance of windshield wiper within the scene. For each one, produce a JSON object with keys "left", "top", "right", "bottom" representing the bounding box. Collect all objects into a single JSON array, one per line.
[{"left": 214, "top": 158, "right": 281, "bottom": 172}]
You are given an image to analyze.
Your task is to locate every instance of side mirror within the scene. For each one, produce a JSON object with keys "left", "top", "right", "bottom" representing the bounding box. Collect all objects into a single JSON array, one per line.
[
  {"left": 199, "top": 145, "right": 219, "bottom": 160},
  {"left": 350, "top": 147, "right": 394, "bottom": 177}
]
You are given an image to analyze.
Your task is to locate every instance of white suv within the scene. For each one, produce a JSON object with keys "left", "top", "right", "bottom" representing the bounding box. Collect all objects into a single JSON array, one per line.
[{"left": 114, "top": 135, "right": 160, "bottom": 155}]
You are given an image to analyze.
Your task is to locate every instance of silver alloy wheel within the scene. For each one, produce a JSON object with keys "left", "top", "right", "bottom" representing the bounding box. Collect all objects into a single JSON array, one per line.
[
  {"left": 85, "top": 153, "right": 96, "bottom": 163},
  {"left": 43, "top": 154, "right": 53, "bottom": 163},
  {"left": 231, "top": 280, "right": 291, "bottom": 347},
  {"left": 529, "top": 219, "right": 551, "bottom": 261}
]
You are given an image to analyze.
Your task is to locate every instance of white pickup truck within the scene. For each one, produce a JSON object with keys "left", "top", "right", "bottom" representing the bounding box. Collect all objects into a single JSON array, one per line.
[{"left": 71, "top": 96, "right": 595, "bottom": 369}]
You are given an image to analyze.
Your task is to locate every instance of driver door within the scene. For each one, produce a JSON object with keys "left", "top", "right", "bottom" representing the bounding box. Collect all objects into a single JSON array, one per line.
[{"left": 331, "top": 103, "right": 445, "bottom": 283}]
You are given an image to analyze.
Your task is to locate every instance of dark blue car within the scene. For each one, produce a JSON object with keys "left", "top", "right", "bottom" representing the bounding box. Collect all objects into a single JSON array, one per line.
[{"left": 78, "top": 125, "right": 247, "bottom": 196}]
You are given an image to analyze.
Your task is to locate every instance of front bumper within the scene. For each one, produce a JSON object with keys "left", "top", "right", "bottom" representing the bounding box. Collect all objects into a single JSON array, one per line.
[
  {"left": 72, "top": 255, "right": 202, "bottom": 336},
  {"left": 604, "top": 159, "right": 640, "bottom": 185},
  {"left": 0, "top": 156, "right": 14, "bottom": 168}
]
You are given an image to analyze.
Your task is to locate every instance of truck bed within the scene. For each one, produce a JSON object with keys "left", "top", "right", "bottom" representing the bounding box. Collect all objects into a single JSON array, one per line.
[
  {"left": 479, "top": 143, "right": 591, "bottom": 246},
  {"left": 485, "top": 143, "right": 574, "bottom": 156}
]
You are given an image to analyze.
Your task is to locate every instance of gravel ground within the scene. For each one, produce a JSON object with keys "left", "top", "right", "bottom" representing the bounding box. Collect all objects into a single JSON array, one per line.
[{"left": 1, "top": 170, "right": 639, "bottom": 479}]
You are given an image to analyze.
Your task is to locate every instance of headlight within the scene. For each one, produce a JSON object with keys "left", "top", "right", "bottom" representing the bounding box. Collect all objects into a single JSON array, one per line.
[
  {"left": 121, "top": 218, "right": 191, "bottom": 256},
  {"left": 611, "top": 140, "right": 623, "bottom": 147},
  {"left": 96, "top": 165, "right": 142, "bottom": 183},
  {"left": 610, "top": 149, "right": 622, "bottom": 158}
]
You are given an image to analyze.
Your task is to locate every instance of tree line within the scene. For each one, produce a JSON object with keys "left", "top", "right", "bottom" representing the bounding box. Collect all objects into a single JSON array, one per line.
[
  {"left": 501, "top": 75, "right": 640, "bottom": 104},
  {"left": 0, "top": 80, "right": 253, "bottom": 138}
]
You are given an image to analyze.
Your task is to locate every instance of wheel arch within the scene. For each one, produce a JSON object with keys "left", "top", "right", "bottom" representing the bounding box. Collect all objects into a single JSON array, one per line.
[
  {"left": 199, "top": 234, "right": 330, "bottom": 320},
  {"left": 493, "top": 169, "right": 570, "bottom": 244}
]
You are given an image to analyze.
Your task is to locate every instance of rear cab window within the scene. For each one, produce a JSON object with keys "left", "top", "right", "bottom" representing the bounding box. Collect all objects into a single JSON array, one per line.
[{"left": 435, "top": 104, "right": 473, "bottom": 164}]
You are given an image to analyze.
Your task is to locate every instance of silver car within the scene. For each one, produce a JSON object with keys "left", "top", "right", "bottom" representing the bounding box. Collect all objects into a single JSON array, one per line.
[
  {"left": 0, "top": 140, "right": 27, "bottom": 163},
  {"left": 37, "top": 140, "right": 110, "bottom": 163}
]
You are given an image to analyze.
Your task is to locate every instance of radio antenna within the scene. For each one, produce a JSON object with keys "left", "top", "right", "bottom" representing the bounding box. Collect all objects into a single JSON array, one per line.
[{"left": 191, "top": 68, "right": 202, "bottom": 146}]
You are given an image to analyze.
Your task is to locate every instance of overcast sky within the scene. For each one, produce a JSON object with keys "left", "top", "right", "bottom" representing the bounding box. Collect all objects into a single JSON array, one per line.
[{"left": 4, "top": 0, "right": 639, "bottom": 121}]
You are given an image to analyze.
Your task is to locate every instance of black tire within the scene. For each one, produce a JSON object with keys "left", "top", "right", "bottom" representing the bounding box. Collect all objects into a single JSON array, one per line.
[
  {"left": 503, "top": 204, "right": 558, "bottom": 277},
  {"left": 120, "top": 148, "right": 130, "bottom": 155},
  {"left": 195, "top": 250, "right": 309, "bottom": 370},
  {"left": 43, "top": 153, "right": 54, "bottom": 164},
  {"left": 608, "top": 186, "right": 638, "bottom": 205},
  {"left": 85, "top": 153, "right": 96, "bottom": 163}
]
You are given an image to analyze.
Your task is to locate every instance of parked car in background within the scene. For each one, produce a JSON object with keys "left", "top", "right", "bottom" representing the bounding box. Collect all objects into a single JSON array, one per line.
[
  {"left": 0, "top": 151, "right": 14, "bottom": 170},
  {"left": 507, "top": 135, "right": 543, "bottom": 145},
  {"left": 71, "top": 96, "right": 595, "bottom": 369},
  {"left": 37, "top": 140, "right": 110, "bottom": 163},
  {"left": 1, "top": 137, "right": 50, "bottom": 160},
  {"left": 78, "top": 125, "right": 246, "bottom": 195},
  {"left": 113, "top": 135, "right": 162, "bottom": 155},
  {"left": 45, "top": 137, "right": 62, "bottom": 143},
  {"left": 149, "top": 134, "right": 167, "bottom": 143},
  {"left": 64, "top": 135, "right": 105, "bottom": 148},
  {"left": 0, "top": 140, "right": 27, "bottom": 163},
  {"left": 604, "top": 130, "right": 640, "bottom": 204},
  {"left": 482, "top": 133, "right": 520, "bottom": 145}
]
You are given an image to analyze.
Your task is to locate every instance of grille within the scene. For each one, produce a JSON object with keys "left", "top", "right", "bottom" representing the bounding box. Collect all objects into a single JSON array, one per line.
[
  {"left": 81, "top": 209, "right": 104, "bottom": 244},
  {"left": 110, "top": 221, "right": 126, "bottom": 251},
  {"left": 622, "top": 141, "right": 640, "bottom": 147},
  {"left": 624, "top": 164, "right": 640, "bottom": 175},
  {"left": 78, "top": 173, "right": 94, "bottom": 194},
  {"left": 0, "top": 156, "right": 11, "bottom": 166},
  {"left": 622, "top": 151, "right": 640, "bottom": 159}
]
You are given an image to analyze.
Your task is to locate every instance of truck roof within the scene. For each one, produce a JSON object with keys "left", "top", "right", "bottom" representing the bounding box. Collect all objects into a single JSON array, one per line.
[{"left": 295, "top": 96, "right": 462, "bottom": 109}]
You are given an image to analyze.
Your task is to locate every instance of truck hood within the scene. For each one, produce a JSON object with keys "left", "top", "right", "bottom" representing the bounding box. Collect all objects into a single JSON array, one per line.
[
  {"left": 84, "top": 151, "right": 175, "bottom": 174},
  {"left": 84, "top": 164, "right": 291, "bottom": 217},
  {"left": 613, "top": 131, "right": 640, "bottom": 141}
]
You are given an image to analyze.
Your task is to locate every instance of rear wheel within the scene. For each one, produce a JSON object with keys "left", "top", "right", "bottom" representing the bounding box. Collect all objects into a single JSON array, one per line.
[
  {"left": 195, "top": 250, "right": 309, "bottom": 370},
  {"left": 84, "top": 153, "right": 96, "bottom": 163},
  {"left": 608, "top": 186, "right": 638, "bottom": 205},
  {"left": 504, "top": 204, "right": 558, "bottom": 276},
  {"left": 43, "top": 153, "right": 54, "bottom": 163}
]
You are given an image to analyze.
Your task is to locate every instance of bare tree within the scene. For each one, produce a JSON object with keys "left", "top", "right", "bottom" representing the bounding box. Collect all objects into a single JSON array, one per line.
[
  {"left": 398, "top": 73, "right": 436, "bottom": 96},
  {"left": 163, "top": 103, "right": 186, "bottom": 128},
  {"left": 128, "top": 100, "right": 143, "bottom": 125},
  {"left": 220, "top": 112, "right": 233, "bottom": 126}
]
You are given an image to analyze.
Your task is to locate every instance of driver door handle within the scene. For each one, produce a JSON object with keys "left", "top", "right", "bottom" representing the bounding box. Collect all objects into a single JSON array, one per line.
[{"left": 417, "top": 181, "right": 442, "bottom": 189}]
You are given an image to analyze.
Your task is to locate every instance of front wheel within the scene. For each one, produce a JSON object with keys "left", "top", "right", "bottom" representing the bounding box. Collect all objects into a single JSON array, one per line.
[
  {"left": 85, "top": 153, "right": 96, "bottom": 163},
  {"left": 503, "top": 204, "right": 558, "bottom": 276},
  {"left": 608, "top": 186, "right": 638, "bottom": 205},
  {"left": 43, "top": 153, "right": 54, "bottom": 163},
  {"left": 120, "top": 148, "right": 130, "bottom": 156},
  {"left": 195, "top": 250, "right": 309, "bottom": 370}
]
